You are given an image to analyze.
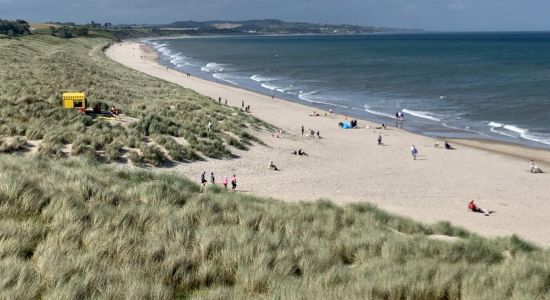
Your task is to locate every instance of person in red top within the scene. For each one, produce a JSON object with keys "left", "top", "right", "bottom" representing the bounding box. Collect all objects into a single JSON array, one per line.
[{"left": 468, "top": 200, "right": 490, "bottom": 216}]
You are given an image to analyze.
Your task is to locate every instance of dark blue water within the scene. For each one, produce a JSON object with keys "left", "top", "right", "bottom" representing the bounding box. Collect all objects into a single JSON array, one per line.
[{"left": 149, "top": 33, "right": 550, "bottom": 148}]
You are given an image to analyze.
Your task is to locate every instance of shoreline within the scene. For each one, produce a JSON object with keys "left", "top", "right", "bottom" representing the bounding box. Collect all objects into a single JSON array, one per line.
[
  {"left": 143, "top": 39, "right": 550, "bottom": 165},
  {"left": 146, "top": 36, "right": 550, "bottom": 152},
  {"left": 106, "top": 41, "right": 550, "bottom": 247}
]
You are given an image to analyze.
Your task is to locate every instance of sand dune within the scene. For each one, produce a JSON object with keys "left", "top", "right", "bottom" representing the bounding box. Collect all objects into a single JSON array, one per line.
[{"left": 106, "top": 42, "right": 550, "bottom": 247}]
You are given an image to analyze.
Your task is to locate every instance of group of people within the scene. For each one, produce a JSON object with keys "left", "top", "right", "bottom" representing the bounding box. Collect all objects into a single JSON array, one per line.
[
  {"left": 200, "top": 171, "right": 237, "bottom": 190},
  {"left": 110, "top": 106, "right": 121, "bottom": 116},
  {"left": 240, "top": 100, "right": 251, "bottom": 113},
  {"left": 338, "top": 119, "right": 358, "bottom": 129},
  {"left": 301, "top": 125, "right": 320, "bottom": 138},
  {"left": 291, "top": 149, "right": 308, "bottom": 156}
]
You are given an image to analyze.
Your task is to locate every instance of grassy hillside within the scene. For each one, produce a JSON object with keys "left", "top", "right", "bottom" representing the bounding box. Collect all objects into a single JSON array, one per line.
[
  {"left": 0, "top": 35, "right": 268, "bottom": 165},
  {"left": 1, "top": 156, "right": 549, "bottom": 299},
  {"left": 1, "top": 33, "right": 549, "bottom": 299}
]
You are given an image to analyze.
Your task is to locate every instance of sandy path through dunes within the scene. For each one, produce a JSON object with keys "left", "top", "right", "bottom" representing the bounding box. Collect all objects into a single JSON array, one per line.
[{"left": 106, "top": 42, "right": 550, "bottom": 247}]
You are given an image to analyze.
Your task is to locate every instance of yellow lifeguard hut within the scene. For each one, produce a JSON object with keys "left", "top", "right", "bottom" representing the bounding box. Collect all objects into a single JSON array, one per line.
[{"left": 62, "top": 92, "right": 86, "bottom": 109}]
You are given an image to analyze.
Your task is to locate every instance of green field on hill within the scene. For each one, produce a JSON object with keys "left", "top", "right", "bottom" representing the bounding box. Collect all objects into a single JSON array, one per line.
[{"left": 1, "top": 34, "right": 549, "bottom": 299}]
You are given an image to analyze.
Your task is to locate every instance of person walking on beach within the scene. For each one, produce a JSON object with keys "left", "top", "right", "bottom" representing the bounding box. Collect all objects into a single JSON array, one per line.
[
  {"left": 231, "top": 174, "right": 237, "bottom": 191},
  {"left": 301, "top": 125, "right": 304, "bottom": 135},
  {"left": 223, "top": 176, "right": 228, "bottom": 189},
  {"left": 200, "top": 172, "right": 207, "bottom": 187},
  {"left": 378, "top": 135, "right": 383, "bottom": 146},
  {"left": 210, "top": 172, "right": 215, "bottom": 185},
  {"left": 411, "top": 145, "right": 418, "bottom": 160}
]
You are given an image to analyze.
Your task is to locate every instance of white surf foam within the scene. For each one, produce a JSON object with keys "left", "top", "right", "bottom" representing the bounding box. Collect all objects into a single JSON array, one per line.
[
  {"left": 488, "top": 122, "right": 550, "bottom": 145},
  {"left": 212, "top": 73, "right": 239, "bottom": 86},
  {"left": 260, "top": 83, "right": 280, "bottom": 90},
  {"left": 275, "top": 85, "right": 294, "bottom": 93},
  {"left": 402, "top": 109, "right": 441, "bottom": 122},
  {"left": 503, "top": 124, "right": 527, "bottom": 135},
  {"left": 522, "top": 132, "right": 550, "bottom": 145},
  {"left": 250, "top": 74, "right": 279, "bottom": 82},
  {"left": 363, "top": 105, "right": 396, "bottom": 119},
  {"left": 298, "top": 91, "right": 349, "bottom": 109},
  {"left": 201, "top": 62, "right": 224, "bottom": 72},
  {"left": 169, "top": 53, "right": 191, "bottom": 67}
]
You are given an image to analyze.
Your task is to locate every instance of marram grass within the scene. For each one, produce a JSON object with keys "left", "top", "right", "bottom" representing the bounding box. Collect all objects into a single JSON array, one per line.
[
  {"left": 0, "top": 34, "right": 270, "bottom": 165},
  {"left": 0, "top": 156, "right": 549, "bottom": 299}
]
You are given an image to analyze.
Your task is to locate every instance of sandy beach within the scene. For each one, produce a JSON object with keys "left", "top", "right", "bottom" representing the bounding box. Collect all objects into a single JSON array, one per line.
[{"left": 106, "top": 42, "right": 550, "bottom": 246}]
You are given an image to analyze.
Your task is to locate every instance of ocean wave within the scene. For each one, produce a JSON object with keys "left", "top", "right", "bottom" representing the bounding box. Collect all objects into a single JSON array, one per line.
[
  {"left": 442, "top": 123, "right": 484, "bottom": 134},
  {"left": 201, "top": 62, "right": 225, "bottom": 72},
  {"left": 363, "top": 105, "right": 395, "bottom": 119},
  {"left": 260, "top": 83, "right": 280, "bottom": 90},
  {"left": 250, "top": 74, "right": 279, "bottom": 82},
  {"left": 298, "top": 91, "right": 349, "bottom": 109},
  {"left": 275, "top": 85, "right": 294, "bottom": 93},
  {"left": 488, "top": 122, "right": 550, "bottom": 145},
  {"left": 522, "top": 132, "right": 550, "bottom": 145},
  {"left": 212, "top": 73, "right": 239, "bottom": 86},
  {"left": 402, "top": 109, "right": 441, "bottom": 122},
  {"left": 169, "top": 53, "right": 191, "bottom": 67}
]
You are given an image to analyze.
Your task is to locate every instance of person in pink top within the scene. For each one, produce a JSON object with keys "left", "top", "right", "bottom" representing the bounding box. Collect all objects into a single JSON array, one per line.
[{"left": 222, "top": 176, "right": 228, "bottom": 190}]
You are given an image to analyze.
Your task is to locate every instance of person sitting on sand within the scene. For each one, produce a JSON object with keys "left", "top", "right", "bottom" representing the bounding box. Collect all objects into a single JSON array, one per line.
[
  {"left": 445, "top": 141, "right": 455, "bottom": 150},
  {"left": 468, "top": 200, "right": 491, "bottom": 216},
  {"left": 291, "top": 150, "right": 297, "bottom": 155},
  {"left": 298, "top": 149, "right": 307, "bottom": 156},
  {"left": 268, "top": 160, "right": 279, "bottom": 171},
  {"left": 530, "top": 160, "right": 544, "bottom": 173}
]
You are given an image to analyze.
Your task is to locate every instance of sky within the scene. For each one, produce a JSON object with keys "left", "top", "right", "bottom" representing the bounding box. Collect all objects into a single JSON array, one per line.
[{"left": 1, "top": 0, "right": 550, "bottom": 31}]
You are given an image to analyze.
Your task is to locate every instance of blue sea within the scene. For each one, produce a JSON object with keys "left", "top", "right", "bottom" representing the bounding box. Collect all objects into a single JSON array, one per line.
[{"left": 148, "top": 33, "right": 550, "bottom": 149}]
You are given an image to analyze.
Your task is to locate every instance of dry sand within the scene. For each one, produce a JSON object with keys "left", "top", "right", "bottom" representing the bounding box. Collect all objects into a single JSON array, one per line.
[{"left": 106, "top": 42, "right": 550, "bottom": 247}]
